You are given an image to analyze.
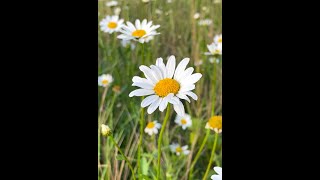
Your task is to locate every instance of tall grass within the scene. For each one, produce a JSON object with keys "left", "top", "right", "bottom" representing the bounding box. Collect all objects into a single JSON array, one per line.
[{"left": 98, "top": 0, "right": 222, "bottom": 179}]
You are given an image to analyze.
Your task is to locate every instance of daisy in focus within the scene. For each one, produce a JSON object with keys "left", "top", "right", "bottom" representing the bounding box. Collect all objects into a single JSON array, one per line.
[
  {"left": 211, "top": 167, "right": 222, "bottom": 180},
  {"left": 144, "top": 121, "right": 161, "bottom": 136},
  {"left": 174, "top": 114, "right": 192, "bottom": 130},
  {"left": 98, "top": 74, "right": 113, "bottom": 87},
  {"left": 100, "top": 15, "right": 124, "bottom": 34},
  {"left": 129, "top": 55, "right": 202, "bottom": 116},
  {"left": 117, "top": 19, "right": 160, "bottom": 43},
  {"left": 205, "top": 116, "right": 222, "bottom": 133},
  {"left": 170, "top": 143, "right": 190, "bottom": 156},
  {"left": 205, "top": 42, "right": 222, "bottom": 55}
]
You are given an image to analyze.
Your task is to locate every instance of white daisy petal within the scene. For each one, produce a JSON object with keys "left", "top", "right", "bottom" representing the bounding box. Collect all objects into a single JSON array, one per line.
[
  {"left": 129, "top": 89, "right": 154, "bottom": 97},
  {"left": 150, "top": 65, "right": 163, "bottom": 80},
  {"left": 156, "top": 58, "right": 167, "bottom": 78},
  {"left": 159, "top": 93, "right": 174, "bottom": 111},
  {"left": 135, "top": 19, "right": 141, "bottom": 30},
  {"left": 176, "top": 93, "right": 191, "bottom": 103},
  {"left": 182, "top": 73, "right": 202, "bottom": 85},
  {"left": 214, "top": 167, "right": 222, "bottom": 175},
  {"left": 139, "top": 65, "right": 158, "bottom": 84},
  {"left": 183, "top": 150, "right": 190, "bottom": 155},
  {"left": 132, "top": 82, "right": 154, "bottom": 89},
  {"left": 184, "top": 91, "right": 198, "bottom": 100},
  {"left": 182, "top": 145, "right": 188, "bottom": 150},
  {"left": 176, "top": 67, "right": 194, "bottom": 81},
  {"left": 141, "top": 19, "right": 147, "bottom": 28},
  {"left": 173, "top": 100, "right": 185, "bottom": 116},
  {"left": 147, "top": 98, "right": 162, "bottom": 114},
  {"left": 211, "top": 175, "right": 222, "bottom": 180},
  {"left": 179, "top": 84, "right": 195, "bottom": 93},
  {"left": 166, "top": 55, "right": 176, "bottom": 78},
  {"left": 174, "top": 58, "right": 190, "bottom": 80},
  {"left": 168, "top": 96, "right": 180, "bottom": 105},
  {"left": 141, "top": 95, "right": 159, "bottom": 108},
  {"left": 132, "top": 76, "right": 153, "bottom": 85}
]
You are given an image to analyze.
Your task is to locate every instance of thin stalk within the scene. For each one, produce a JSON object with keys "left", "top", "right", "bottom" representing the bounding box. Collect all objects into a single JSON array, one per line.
[
  {"left": 137, "top": 102, "right": 144, "bottom": 178},
  {"left": 202, "top": 133, "right": 219, "bottom": 180}
]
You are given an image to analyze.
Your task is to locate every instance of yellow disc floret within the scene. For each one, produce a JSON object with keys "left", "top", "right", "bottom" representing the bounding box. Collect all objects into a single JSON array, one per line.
[
  {"left": 107, "top": 22, "right": 118, "bottom": 29},
  {"left": 132, "top": 30, "right": 146, "bottom": 37},
  {"left": 146, "top": 122, "right": 155, "bottom": 129},
  {"left": 154, "top": 78, "right": 180, "bottom": 97}
]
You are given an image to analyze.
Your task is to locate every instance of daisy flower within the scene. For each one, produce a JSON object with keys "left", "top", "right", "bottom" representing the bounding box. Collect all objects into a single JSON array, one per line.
[
  {"left": 144, "top": 121, "right": 161, "bottom": 136},
  {"left": 100, "top": 15, "right": 124, "bottom": 34},
  {"left": 105, "top": 1, "right": 118, "bottom": 7},
  {"left": 198, "top": 19, "right": 212, "bottom": 26},
  {"left": 98, "top": 74, "right": 113, "bottom": 87},
  {"left": 193, "top": 12, "right": 200, "bottom": 19},
  {"left": 117, "top": 19, "right": 160, "bottom": 43},
  {"left": 205, "top": 42, "right": 222, "bottom": 55},
  {"left": 211, "top": 167, "right": 222, "bottom": 180},
  {"left": 101, "top": 124, "right": 111, "bottom": 136},
  {"left": 174, "top": 114, "right": 192, "bottom": 130},
  {"left": 213, "top": 34, "right": 222, "bottom": 45},
  {"left": 170, "top": 143, "right": 190, "bottom": 156},
  {"left": 129, "top": 55, "right": 202, "bottom": 116},
  {"left": 205, "top": 116, "right": 222, "bottom": 133}
]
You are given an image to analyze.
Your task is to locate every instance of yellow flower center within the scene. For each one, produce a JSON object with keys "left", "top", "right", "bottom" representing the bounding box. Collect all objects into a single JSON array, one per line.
[
  {"left": 208, "top": 116, "right": 222, "bottom": 129},
  {"left": 147, "top": 122, "right": 155, "bottom": 129},
  {"left": 102, "top": 79, "right": 109, "bottom": 85},
  {"left": 176, "top": 147, "right": 182, "bottom": 153},
  {"left": 181, "top": 119, "right": 187, "bottom": 125},
  {"left": 107, "top": 22, "right": 118, "bottom": 29},
  {"left": 132, "top": 29, "right": 146, "bottom": 37},
  {"left": 218, "top": 38, "right": 222, "bottom": 43},
  {"left": 154, "top": 78, "right": 180, "bottom": 97}
]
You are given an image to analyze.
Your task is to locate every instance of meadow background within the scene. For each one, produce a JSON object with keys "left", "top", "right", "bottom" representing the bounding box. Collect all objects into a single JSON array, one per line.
[{"left": 98, "top": 0, "right": 222, "bottom": 179}]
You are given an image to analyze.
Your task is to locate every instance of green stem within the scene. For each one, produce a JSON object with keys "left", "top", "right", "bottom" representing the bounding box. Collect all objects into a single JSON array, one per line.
[
  {"left": 110, "top": 135, "right": 136, "bottom": 180},
  {"left": 202, "top": 133, "right": 219, "bottom": 180},
  {"left": 188, "top": 129, "right": 210, "bottom": 178},
  {"left": 137, "top": 103, "right": 144, "bottom": 178},
  {"left": 157, "top": 104, "right": 171, "bottom": 179},
  {"left": 141, "top": 43, "right": 145, "bottom": 65}
]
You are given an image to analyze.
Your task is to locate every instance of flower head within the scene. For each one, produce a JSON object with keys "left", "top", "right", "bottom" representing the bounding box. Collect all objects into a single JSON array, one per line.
[
  {"left": 205, "top": 42, "right": 222, "bottom": 55},
  {"left": 101, "top": 124, "right": 112, "bottom": 136},
  {"left": 144, "top": 121, "right": 161, "bottom": 136},
  {"left": 205, "top": 116, "right": 222, "bottom": 133},
  {"left": 100, "top": 15, "right": 124, "bottom": 34},
  {"left": 174, "top": 114, "right": 192, "bottom": 130},
  {"left": 105, "top": 1, "right": 118, "bottom": 7},
  {"left": 193, "top": 13, "right": 200, "bottom": 19},
  {"left": 213, "top": 34, "right": 222, "bottom": 45},
  {"left": 98, "top": 74, "right": 113, "bottom": 87},
  {"left": 117, "top": 19, "right": 160, "bottom": 43},
  {"left": 211, "top": 167, "right": 222, "bottom": 180},
  {"left": 129, "top": 55, "right": 202, "bottom": 116},
  {"left": 198, "top": 19, "right": 212, "bottom": 26},
  {"left": 170, "top": 143, "right": 190, "bottom": 156}
]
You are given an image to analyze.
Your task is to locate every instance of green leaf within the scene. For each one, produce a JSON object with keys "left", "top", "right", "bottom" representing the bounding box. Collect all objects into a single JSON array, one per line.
[
  {"left": 141, "top": 157, "right": 149, "bottom": 175},
  {"left": 116, "top": 155, "right": 125, "bottom": 160}
]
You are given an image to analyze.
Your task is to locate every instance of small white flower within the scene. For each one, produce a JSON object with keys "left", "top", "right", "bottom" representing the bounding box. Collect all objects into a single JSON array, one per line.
[
  {"left": 144, "top": 121, "right": 161, "bottom": 136},
  {"left": 101, "top": 124, "right": 111, "bottom": 136},
  {"left": 167, "top": 0, "right": 173, "bottom": 3},
  {"left": 98, "top": 74, "right": 113, "bottom": 87},
  {"left": 193, "top": 13, "right": 200, "bottom": 19},
  {"left": 142, "top": 0, "right": 150, "bottom": 2},
  {"left": 198, "top": 19, "right": 212, "bottom": 26},
  {"left": 170, "top": 143, "right": 190, "bottom": 156},
  {"left": 194, "top": 60, "right": 203, "bottom": 66},
  {"left": 205, "top": 42, "right": 222, "bottom": 55},
  {"left": 106, "top": 1, "right": 118, "bottom": 7},
  {"left": 129, "top": 55, "right": 202, "bottom": 116},
  {"left": 155, "top": 9, "right": 163, "bottom": 15},
  {"left": 100, "top": 15, "right": 124, "bottom": 34},
  {"left": 213, "top": 34, "right": 222, "bottom": 45},
  {"left": 114, "top": 7, "right": 121, "bottom": 15},
  {"left": 211, "top": 167, "right": 222, "bottom": 180},
  {"left": 174, "top": 114, "right": 192, "bottom": 130},
  {"left": 214, "top": 0, "right": 221, "bottom": 4},
  {"left": 117, "top": 19, "right": 160, "bottom": 44}
]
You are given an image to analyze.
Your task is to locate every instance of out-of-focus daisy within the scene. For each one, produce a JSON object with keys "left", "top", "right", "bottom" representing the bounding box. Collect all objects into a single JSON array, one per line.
[
  {"left": 129, "top": 55, "right": 202, "bottom": 116},
  {"left": 142, "top": 0, "right": 150, "bottom": 3},
  {"left": 100, "top": 15, "right": 124, "bottom": 34},
  {"left": 144, "top": 121, "right": 161, "bottom": 136},
  {"left": 209, "top": 57, "right": 220, "bottom": 64},
  {"left": 98, "top": 74, "right": 113, "bottom": 87},
  {"left": 213, "top": 34, "right": 222, "bottom": 45},
  {"left": 167, "top": 0, "right": 173, "bottom": 3},
  {"left": 198, "top": 19, "right": 212, "bottom": 26},
  {"left": 214, "top": 0, "right": 222, "bottom": 4},
  {"left": 194, "top": 60, "right": 203, "bottom": 66},
  {"left": 193, "top": 12, "right": 200, "bottom": 19},
  {"left": 117, "top": 19, "right": 160, "bottom": 43},
  {"left": 121, "top": 39, "right": 136, "bottom": 50},
  {"left": 155, "top": 9, "right": 163, "bottom": 15},
  {"left": 205, "top": 42, "right": 222, "bottom": 55},
  {"left": 114, "top": 7, "right": 121, "bottom": 15},
  {"left": 211, "top": 167, "right": 222, "bottom": 180},
  {"left": 174, "top": 114, "right": 192, "bottom": 130},
  {"left": 105, "top": 1, "right": 118, "bottom": 7},
  {"left": 205, "top": 116, "right": 222, "bottom": 133},
  {"left": 101, "top": 124, "right": 111, "bottom": 136},
  {"left": 170, "top": 143, "right": 190, "bottom": 156}
]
